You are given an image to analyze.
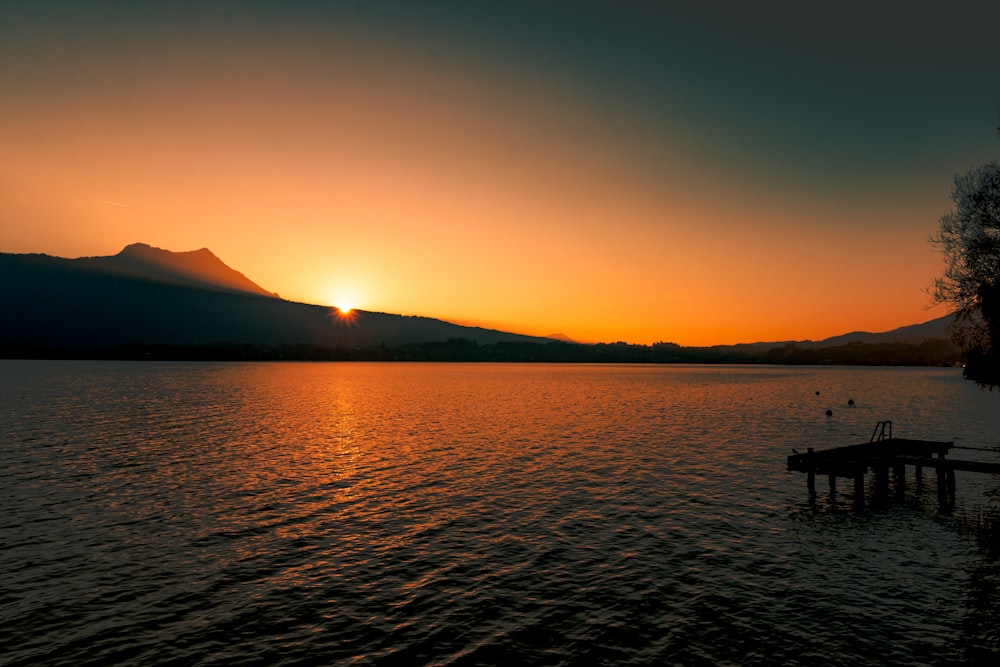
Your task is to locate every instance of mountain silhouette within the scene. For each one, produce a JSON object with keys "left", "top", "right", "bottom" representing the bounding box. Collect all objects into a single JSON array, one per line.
[
  {"left": 90, "top": 243, "right": 280, "bottom": 297},
  {"left": 0, "top": 245, "right": 553, "bottom": 350}
]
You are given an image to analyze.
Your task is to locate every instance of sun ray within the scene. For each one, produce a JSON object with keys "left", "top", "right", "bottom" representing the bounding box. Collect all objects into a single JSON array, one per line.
[{"left": 329, "top": 305, "right": 359, "bottom": 326}]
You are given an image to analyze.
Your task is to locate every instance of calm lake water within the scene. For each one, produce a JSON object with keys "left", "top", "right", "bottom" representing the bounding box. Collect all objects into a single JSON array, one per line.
[{"left": 2, "top": 361, "right": 1000, "bottom": 666}]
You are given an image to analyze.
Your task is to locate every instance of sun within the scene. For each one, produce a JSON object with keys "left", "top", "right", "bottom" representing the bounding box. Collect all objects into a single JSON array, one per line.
[
  {"left": 328, "top": 288, "right": 361, "bottom": 323},
  {"left": 329, "top": 303, "right": 359, "bottom": 326},
  {"left": 330, "top": 291, "right": 356, "bottom": 314}
]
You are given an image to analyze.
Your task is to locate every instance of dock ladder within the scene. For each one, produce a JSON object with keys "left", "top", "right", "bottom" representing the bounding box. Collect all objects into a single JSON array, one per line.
[{"left": 871, "top": 420, "right": 892, "bottom": 442}]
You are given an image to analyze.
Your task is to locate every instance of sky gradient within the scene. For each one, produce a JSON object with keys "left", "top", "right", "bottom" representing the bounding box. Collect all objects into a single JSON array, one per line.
[{"left": 2, "top": 1, "right": 998, "bottom": 345}]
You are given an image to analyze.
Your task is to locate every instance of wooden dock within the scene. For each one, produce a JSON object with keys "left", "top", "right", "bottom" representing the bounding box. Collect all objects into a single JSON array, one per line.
[{"left": 787, "top": 421, "right": 1000, "bottom": 507}]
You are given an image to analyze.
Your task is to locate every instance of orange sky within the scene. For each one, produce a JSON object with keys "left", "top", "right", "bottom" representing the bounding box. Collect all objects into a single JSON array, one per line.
[{"left": 1, "top": 2, "right": 997, "bottom": 345}]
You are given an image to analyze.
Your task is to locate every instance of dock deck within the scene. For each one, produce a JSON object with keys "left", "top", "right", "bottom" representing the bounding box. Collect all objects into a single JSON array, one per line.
[{"left": 787, "top": 423, "right": 1000, "bottom": 506}]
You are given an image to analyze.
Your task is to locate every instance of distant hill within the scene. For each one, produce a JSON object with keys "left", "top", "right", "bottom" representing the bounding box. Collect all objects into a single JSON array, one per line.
[
  {"left": 713, "top": 314, "right": 954, "bottom": 354},
  {"left": 799, "top": 315, "right": 952, "bottom": 347},
  {"left": 671, "top": 313, "right": 958, "bottom": 367},
  {"left": 0, "top": 245, "right": 553, "bottom": 350}
]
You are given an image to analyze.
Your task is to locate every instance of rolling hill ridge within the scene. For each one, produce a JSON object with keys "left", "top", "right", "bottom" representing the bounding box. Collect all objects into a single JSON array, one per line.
[
  {"left": 0, "top": 243, "right": 958, "bottom": 363},
  {"left": 0, "top": 244, "right": 553, "bottom": 350}
]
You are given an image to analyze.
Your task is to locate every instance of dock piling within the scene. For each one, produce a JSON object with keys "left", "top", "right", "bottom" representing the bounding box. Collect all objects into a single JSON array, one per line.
[
  {"left": 893, "top": 463, "right": 906, "bottom": 500},
  {"left": 806, "top": 447, "right": 816, "bottom": 496},
  {"left": 936, "top": 453, "right": 948, "bottom": 505},
  {"left": 874, "top": 464, "right": 889, "bottom": 501}
]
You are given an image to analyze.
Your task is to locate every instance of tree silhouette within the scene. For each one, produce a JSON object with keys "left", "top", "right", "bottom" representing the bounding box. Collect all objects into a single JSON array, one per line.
[{"left": 931, "top": 161, "right": 1000, "bottom": 385}]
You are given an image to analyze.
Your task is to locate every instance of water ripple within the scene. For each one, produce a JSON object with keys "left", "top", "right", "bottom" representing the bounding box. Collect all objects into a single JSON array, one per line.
[{"left": 1, "top": 362, "right": 997, "bottom": 665}]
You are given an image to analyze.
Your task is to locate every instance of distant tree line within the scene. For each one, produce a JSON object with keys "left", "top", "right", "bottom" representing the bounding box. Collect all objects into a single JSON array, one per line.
[{"left": 0, "top": 337, "right": 961, "bottom": 366}]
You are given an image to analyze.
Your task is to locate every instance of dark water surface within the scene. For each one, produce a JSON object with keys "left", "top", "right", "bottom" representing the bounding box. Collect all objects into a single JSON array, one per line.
[{"left": 3, "top": 361, "right": 999, "bottom": 665}]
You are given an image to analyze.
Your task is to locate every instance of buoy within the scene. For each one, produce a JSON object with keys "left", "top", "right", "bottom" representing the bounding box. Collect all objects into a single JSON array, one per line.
[
  {"left": 815, "top": 391, "right": 820, "bottom": 396},
  {"left": 847, "top": 399, "right": 855, "bottom": 406},
  {"left": 825, "top": 409, "right": 833, "bottom": 416}
]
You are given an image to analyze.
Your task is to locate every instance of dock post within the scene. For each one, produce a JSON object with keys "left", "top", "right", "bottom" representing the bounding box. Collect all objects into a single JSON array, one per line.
[
  {"left": 936, "top": 454, "right": 948, "bottom": 505},
  {"left": 893, "top": 463, "right": 906, "bottom": 500},
  {"left": 874, "top": 464, "right": 889, "bottom": 502},
  {"left": 915, "top": 464, "right": 923, "bottom": 492},
  {"left": 946, "top": 466, "right": 956, "bottom": 502},
  {"left": 828, "top": 474, "right": 836, "bottom": 496},
  {"left": 853, "top": 470, "right": 865, "bottom": 507},
  {"left": 807, "top": 448, "right": 816, "bottom": 496}
]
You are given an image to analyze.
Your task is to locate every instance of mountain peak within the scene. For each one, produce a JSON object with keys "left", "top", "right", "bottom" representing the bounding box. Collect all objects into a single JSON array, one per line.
[
  {"left": 120, "top": 242, "right": 216, "bottom": 261},
  {"left": 109, "top": 243, "right": 277, "bottom": 298},
  {"left": 120, "top": 242, "right": 157, "bottom": 253}
]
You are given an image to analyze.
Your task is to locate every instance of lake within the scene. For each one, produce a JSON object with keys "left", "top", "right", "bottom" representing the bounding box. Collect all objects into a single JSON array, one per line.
[{"left": 2, "top": 361, "right": 999, "bottom": 665}]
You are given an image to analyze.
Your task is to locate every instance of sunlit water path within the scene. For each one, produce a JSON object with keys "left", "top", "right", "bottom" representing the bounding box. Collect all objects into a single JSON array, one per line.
[{"left": 2, "top": 361, "right": 999, "bottom": 665}]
